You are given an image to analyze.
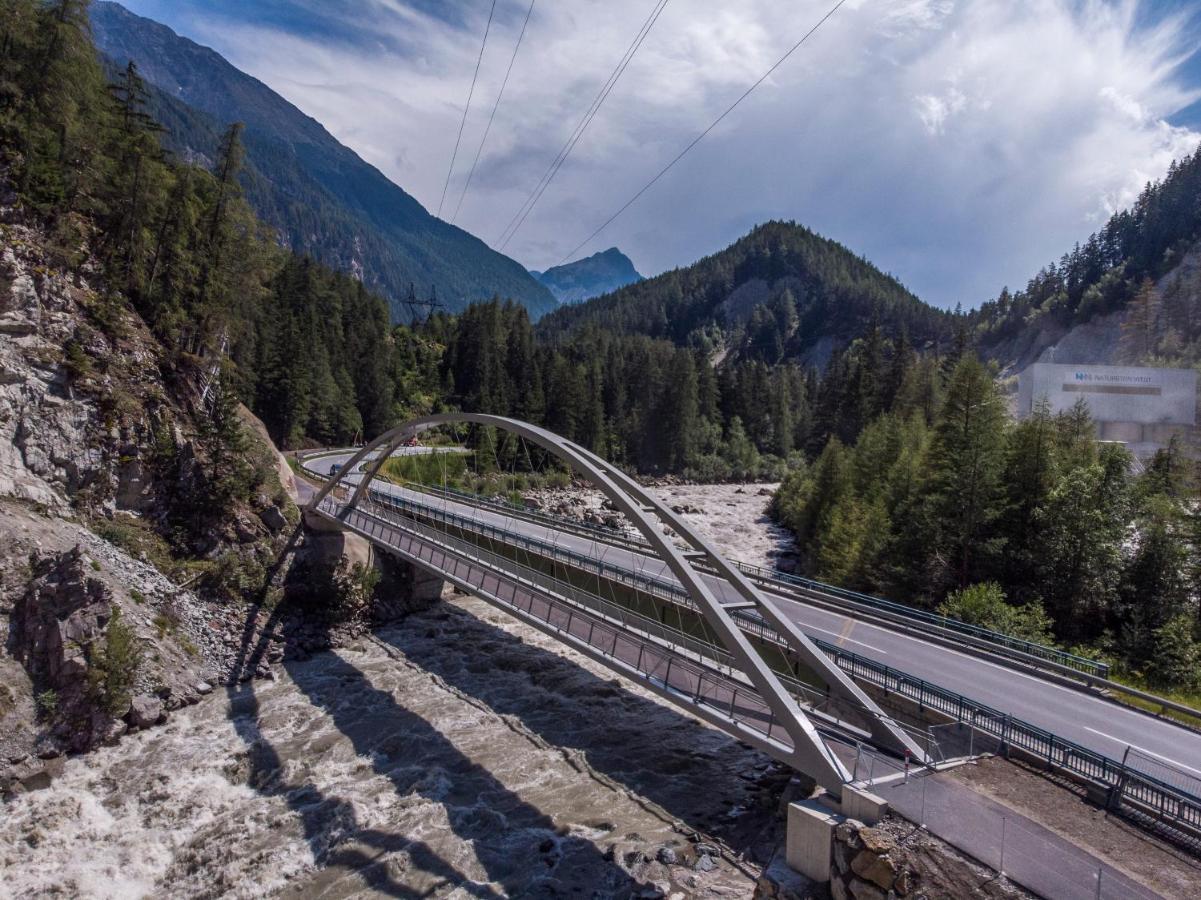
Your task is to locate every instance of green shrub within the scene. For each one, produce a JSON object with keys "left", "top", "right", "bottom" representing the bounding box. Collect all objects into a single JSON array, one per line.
[
  {"left": 62, "top": 338, "right": 93, "bottom": 381},
  {"left": 1149, "top": 615, "right": 1201, "bottom": 691},
  {"left": 87, "top": 609, "right": 142, "bottom": 715},
  {"left": 938, "top": 582, "right": 1055, "bottom": 647},
  {"left": 35, "top": 688, "right": 58, "bottom": 718}
]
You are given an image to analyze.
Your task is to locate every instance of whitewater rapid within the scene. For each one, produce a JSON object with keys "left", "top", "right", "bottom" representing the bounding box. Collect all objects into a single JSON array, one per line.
[{"left": 0, "top": 484, "right": 792, "bottom": 898}]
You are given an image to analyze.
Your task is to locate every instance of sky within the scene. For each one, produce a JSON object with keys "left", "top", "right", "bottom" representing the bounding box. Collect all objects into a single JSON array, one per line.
[{"left": 114, "top": 0, "right": 1201, "bottom": 310}]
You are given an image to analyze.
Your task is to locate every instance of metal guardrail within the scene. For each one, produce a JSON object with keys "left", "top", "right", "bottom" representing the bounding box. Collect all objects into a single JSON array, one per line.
[
  {"left": 412, "top": 481, "right": 648, "bottom": 548},
  {"left": 397, "top": 476, "right": 1109, "bottom": 679},
  {"left": 733, "top": 561, "right": 1109, "bottom": 678},
  {"left": 305, "top": 463, "right": 1201, "bottom": 840}
]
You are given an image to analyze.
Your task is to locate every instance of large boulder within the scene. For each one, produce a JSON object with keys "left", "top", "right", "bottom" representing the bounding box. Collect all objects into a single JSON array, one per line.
[{"left": 128, "top": 694, "right": 163, "bottom": 729}]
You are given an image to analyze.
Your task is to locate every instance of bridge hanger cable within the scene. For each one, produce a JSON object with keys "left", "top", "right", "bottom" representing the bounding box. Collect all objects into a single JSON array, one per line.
[
  {"left": 451, "top": 0, "right": 537, "bottom": 225},
  {"left": 495, "top": 0, "right": 672, "bottom": 250},
  {"left": 438, "top": 0, "right": 500, "bottom": 219},
  {"left": 554, "top": 0, "right": 848, "bottom": 266}
]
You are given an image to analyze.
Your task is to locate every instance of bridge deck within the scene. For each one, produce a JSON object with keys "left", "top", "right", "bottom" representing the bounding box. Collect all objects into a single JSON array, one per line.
[{"left": 317, "top": 494, "right": 817, "bottom": 764}]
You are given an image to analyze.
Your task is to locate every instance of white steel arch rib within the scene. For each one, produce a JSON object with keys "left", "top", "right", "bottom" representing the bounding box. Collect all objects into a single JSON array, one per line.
[{"left": 310, "top": 414, "right": 926, "bottom": 789}]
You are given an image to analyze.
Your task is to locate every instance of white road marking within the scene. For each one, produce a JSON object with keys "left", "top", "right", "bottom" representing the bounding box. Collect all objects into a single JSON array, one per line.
[
  {"left": 799, "top": 624, "right": 888, "bottom": 655},
  {"left": 1084, "top": 727, "right": 1201, "bottom": 778},
  {"left": 336, "top": 461, "right": 1201, "bottom": 766}
]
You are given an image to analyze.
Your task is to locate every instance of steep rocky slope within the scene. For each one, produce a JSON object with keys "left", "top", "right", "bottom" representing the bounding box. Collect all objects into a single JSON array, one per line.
[
  {"left": 0, "top": 196, "right": 300, "bottom": 794},
  {"left": 984, "top": 237, "right": 1201, "bottom": 374}
]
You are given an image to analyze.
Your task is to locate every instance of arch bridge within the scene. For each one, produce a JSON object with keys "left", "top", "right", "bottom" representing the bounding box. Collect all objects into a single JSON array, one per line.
[{"left": 309, "top": 413, "right": 926, "bottom": 796}]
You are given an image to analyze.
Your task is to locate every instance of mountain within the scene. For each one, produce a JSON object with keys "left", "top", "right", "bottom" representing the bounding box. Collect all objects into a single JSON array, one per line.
[
  {"left": 531, "top": 248, "right": 643, "bottom": 305},
  {"left": 538, "top": 221, "right": 950, "bottom": 368},
  {"left": 88, "top": 1, "right": 556, "bottom": 321},
  {"left": 971, "top": 142, "right": 1201, "bottom": 373}
]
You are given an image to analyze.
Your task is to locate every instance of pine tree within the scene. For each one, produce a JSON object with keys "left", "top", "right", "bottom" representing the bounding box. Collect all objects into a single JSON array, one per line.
[{"left": 922, "top": 356, "right": 1008, "bottom": 590}]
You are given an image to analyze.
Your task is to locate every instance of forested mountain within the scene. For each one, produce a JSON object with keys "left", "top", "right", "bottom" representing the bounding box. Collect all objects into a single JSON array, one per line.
[
  {"left": 88, "top": 1, "right": 557, "bottom": 320},
  {"left": 0, "top": 0, "right": 442, "bottom": 457},
  {"left": 539, "top": 221, "right": 951, "bottom": 367},
  {"left": 436, "top": 297, "right": 945, "bottom": 477},
  {"left": 531, "top": 247, "right": 643, "bottom": 305},
  {"left": 971, "top": 143, "right": 1201, "bottom": 369}
]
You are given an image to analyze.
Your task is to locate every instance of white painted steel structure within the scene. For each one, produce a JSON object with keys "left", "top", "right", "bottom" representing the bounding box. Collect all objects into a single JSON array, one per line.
[{"left": 310, "top": 413, "right": 927, "bottom": 793}]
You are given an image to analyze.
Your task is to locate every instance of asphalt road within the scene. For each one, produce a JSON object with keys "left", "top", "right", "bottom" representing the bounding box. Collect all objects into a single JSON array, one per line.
[{"left": 303, "top": 450, "right": 1201, "bottom": 786}]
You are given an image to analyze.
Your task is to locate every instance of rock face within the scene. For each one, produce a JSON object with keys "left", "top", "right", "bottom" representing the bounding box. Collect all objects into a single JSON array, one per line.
[
  {"left": 6, "top": 545, "right": 142, "bottom": 762},
  {"left": 830, "top": 821, "right": 906, "bottom": 898},
  {"left": 0, "top": 243, "right": 98, "bottom": 508},
  {"left": 13, "top": 547, "right": 115, "bottom": 713},
  {"left": 128, "top": 693, "right": 163, "bottom": 728}
]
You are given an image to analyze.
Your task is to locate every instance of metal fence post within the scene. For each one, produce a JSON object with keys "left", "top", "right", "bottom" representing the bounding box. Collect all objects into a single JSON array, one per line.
[{"left": 1108, "top": 744, "right": 1132, "bottom": 812}]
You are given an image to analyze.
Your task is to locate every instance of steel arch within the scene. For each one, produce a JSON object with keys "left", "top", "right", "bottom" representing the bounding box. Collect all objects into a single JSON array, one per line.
[{"left": 310, "top": 414, "right": 925, "bottom": 790}]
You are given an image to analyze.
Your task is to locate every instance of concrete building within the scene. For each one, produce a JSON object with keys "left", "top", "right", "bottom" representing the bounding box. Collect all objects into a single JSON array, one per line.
[{"left": 1017, "top": 363, "right": 1197, "bottom": 457}]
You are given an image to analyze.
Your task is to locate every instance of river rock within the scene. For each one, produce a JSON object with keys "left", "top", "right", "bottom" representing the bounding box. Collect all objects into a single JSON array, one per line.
[
  {"left": 858, "top": 826, "right": 896, "bottom": 855},
  {"left": 259, "top": 505, "right": 288, "bottom": 534},
  {"left": 851, "top": 848, "right": 897, "bottom": 891},
  {"left": 128, "top": 694, "right": 163, "bottom": 728}
]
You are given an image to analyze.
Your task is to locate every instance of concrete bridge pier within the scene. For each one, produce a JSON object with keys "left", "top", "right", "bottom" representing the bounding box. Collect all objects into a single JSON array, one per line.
[{"left": 301, "top": 507, "right": 444, "bottom": 620}]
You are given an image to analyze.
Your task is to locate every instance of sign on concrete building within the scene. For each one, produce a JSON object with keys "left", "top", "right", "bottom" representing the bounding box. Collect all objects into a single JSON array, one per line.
[{"left": 1018, "top": 364, "right": 1197, "bottom": 426}]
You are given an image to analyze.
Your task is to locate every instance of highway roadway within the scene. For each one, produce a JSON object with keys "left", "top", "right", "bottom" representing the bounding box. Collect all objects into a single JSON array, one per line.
[{"left": 303, "top": 450, "right": 1201, "bottom": 786}]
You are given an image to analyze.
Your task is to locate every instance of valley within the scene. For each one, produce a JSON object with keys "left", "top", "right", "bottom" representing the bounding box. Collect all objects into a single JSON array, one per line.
[{"left": 3, "top": 1, "right": 1201, "bottom": 898}]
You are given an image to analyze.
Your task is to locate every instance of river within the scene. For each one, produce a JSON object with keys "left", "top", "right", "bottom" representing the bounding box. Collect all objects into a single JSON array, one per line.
[{"left": 0, "top": 484, "right": 798, "bottom": 899}]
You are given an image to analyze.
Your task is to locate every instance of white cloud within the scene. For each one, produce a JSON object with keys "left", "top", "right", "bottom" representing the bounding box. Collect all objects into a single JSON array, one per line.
[
  {"left": 915, "top": 86, "right": 967, "bottom": 135},
  {"left": 161, "top": 0, "right": 1200, "bottom": 308}
]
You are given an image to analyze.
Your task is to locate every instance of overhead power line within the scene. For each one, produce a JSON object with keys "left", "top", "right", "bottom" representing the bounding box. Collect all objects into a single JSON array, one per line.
[
  {"left": 438, "top": 0, "right": 499, "bottom": 219},
  {"left": 496, "top": 0, "right": 672, "bottom": 251},
  {"left": 555, "top": 0, "right": 848, "bottom": 266},
  {"left": 452, "top": 0, "right": 537, "bottom": 225}
]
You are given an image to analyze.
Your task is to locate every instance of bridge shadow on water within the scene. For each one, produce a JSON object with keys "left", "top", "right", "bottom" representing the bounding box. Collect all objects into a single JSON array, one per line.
[
  {"left": 376, "top": 598, "right": 782, "bottom": 851},
  {"left": 225, "top": 564, "right": 652, "bottom": 898}
]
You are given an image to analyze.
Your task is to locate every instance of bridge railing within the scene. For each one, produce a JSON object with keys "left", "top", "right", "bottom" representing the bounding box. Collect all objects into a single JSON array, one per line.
[
  {"left": 394, "top": 477, "right": 1108, "bottom": 679},
  {"left": 312, "top": 468, "right": 1201, "bottom": 843},
  {"left": 408, "top": 481, "right": 648, "bottom": 548},
  {"left": 322, "top": 495, "right": 800, "bottom": 752}
]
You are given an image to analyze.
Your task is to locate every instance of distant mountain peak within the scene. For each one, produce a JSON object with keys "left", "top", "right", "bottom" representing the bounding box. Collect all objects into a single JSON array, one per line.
[{"left": 532, "top": 248, "right": 643, "bottom": 305}]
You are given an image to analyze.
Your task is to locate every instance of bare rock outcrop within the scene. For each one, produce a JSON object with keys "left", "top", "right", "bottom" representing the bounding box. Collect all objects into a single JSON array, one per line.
[{"left": 14, "top": 547, "right": 110, "bottom": 688}]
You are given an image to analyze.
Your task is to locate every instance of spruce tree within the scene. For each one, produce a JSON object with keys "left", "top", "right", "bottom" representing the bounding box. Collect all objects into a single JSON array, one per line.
[{"left": 922, "top": 356, "right": 1008, "bottom": 590}]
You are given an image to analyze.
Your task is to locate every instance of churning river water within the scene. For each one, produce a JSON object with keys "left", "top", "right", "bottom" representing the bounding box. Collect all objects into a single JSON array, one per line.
[{"left": 0, "top": 485, "right": 796, "bottom": 898}]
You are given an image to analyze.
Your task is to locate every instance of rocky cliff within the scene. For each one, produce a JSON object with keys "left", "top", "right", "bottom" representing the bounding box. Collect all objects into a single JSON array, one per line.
[{"left": 0, "top": 192, "right": 312, "bottom": 794}]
